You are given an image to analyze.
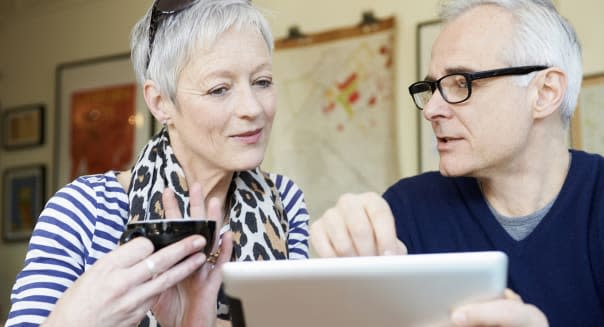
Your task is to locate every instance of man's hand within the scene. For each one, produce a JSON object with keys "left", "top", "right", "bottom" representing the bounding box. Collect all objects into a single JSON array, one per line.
[
  {"left": 310, "top": 192, "right": 406, "bottom": 257},
  {"left": 451, "top": 289, "right": 549, "bottom": 326}
]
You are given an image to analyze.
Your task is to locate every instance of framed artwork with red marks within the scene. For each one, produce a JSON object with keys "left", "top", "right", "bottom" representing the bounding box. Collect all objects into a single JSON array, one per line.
[
  {"left": 55, "top": 54, "right": 155, "bottom": 191},
  {"left": 69, "top": 84, "right": 136, "bottom": 180}
]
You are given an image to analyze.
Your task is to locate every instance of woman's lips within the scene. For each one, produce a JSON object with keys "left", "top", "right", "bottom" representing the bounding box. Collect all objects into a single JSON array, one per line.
[{"left": 232, "top": 128, "right": 262, "bottom": 144}]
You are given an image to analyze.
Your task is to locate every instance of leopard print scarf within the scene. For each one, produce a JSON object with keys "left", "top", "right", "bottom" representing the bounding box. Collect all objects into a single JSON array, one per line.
[{"left": 128, "top": 129, "right": 289, "bottom": 322}]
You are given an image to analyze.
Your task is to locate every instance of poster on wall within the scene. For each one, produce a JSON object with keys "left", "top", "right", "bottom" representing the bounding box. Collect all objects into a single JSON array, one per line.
[
  {"left": 571, "top": 74, "right": 604, "bottom": 155},
  {"left": 55, "top": 54, "right": 155, "bottom": 191},
  {"left": 416, "top": 19, "right": 442, "bottom": 173},
  {"left": 267, "top": 17, "right": 399, "bottom": 218}
]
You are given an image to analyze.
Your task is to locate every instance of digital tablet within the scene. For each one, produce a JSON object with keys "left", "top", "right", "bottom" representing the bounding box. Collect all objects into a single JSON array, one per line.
[{"left": 221, "top": 251, "right": 508, "bottom": 327}]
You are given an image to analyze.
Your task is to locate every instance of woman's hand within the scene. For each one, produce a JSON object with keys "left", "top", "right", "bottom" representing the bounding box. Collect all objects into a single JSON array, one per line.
[
  {"left": 451, "top": 289, "right": 549, "bottom": 326},
  {"left": 152, "top": 183, "right": 234, "bottom": 327},
  {"left": 42, "top": 231, "right": 207, "bottom": 327}
]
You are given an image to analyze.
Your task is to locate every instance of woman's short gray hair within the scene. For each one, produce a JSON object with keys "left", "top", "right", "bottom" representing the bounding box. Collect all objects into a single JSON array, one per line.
[
  {"left": 439, "top": 0, "right": 582, "bottom": 127},
  {"left": 130, "top": 0, "right": 274, "bottom": 104}
]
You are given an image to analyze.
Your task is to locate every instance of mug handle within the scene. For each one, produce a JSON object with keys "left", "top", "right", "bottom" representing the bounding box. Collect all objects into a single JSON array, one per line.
[{"left": 119, "top": 226, "right": 146, "bottom": 245}]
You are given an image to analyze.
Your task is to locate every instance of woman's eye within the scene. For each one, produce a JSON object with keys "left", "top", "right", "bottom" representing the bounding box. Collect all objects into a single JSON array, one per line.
[
  {"left": 254, "top": 78, "right": 273, "bottom": 88},
  {"left": 207, "top": 86, "right": 229, "bottom": 96}
]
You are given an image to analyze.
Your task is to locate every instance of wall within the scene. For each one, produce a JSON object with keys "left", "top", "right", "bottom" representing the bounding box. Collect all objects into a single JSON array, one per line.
[
  {"left": 0, "top": 0, "right": 154, "bottom": 320},
  {"left": 0, "top": 0, "right": 603, "bottom": 321}
]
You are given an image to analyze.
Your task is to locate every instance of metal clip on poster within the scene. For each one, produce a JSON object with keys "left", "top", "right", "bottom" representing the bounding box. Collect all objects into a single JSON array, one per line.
[
  {"left": 360, "top": 11, "right": 382, "bottom": 32},
  {"left": 286, "top": 25, "right": 306, "bottom": 39}
]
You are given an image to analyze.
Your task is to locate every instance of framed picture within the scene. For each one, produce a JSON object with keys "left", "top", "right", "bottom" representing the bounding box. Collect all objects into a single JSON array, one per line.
[
  {"left": 1, "top": 104, "right": 45, "bottom": 150},
  {"left": 571, "top": 73, "right": 604, "bottom": 154},
  {"left": 2, "top": 165, "right": 46, "bottom": 242},
  {"left": 55, "top": 53, "right": 156, "bottom": 191},
  {"left": 416, "top": 19, "right": 442, "bottom": 172}
]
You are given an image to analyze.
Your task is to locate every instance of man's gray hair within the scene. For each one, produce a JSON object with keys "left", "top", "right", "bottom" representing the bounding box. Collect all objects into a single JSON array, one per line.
[
  {"left": 439, "top": 0, "right": 582, "bottom": 127},
  {"left": 130, "top": 0, "right": 274, "bottom": 104}
]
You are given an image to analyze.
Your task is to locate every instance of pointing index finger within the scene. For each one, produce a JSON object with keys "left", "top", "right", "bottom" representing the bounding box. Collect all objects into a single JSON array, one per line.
[
  {"left": 189, "top": 182, "right": 206, "bottom": 219},
  {"left": 163, "top": 188, "right": 181, "bottom": 219},
  {"left": 206, "top": 197, "right": 224, "bottom": 252},
  {"left": 362, "top": 193, "right": 405, "bottom": 256}
]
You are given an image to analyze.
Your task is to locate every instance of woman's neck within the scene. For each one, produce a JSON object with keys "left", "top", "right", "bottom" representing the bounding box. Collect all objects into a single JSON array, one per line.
[
  {"left": 169, "top": 130, "right": 234, "bottom": 210},
  {"left": 185, "top": 166, "right": 234, "bottom": 210}
]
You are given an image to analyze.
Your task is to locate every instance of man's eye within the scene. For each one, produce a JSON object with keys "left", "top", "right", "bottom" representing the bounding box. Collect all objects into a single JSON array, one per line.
[{"left": 455, "top": 77, "right": 468, "bottom": 88}]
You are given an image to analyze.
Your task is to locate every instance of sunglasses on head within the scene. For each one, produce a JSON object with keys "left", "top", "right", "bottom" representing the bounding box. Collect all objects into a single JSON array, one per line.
[
  {"left": 146, "top": 0, "right": 198, "bottom": 70},
  {"left": 145, "top": 0, "right": 254, "bottom": 70}
]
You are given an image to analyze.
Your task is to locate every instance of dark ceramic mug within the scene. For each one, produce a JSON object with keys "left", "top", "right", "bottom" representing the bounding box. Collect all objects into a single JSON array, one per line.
[{"left": 119, "top": 219, "right": 216, "bottom": 255}]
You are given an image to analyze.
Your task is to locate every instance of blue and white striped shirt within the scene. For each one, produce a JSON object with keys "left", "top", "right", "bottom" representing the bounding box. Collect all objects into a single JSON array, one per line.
[{"left": 7, "top": 171, "right": 309, "bottom": 326}]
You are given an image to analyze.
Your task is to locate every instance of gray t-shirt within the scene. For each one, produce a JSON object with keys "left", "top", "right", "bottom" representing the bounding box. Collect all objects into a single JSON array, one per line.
[
  {"left": 487, "top": 199, "right": 554, "bottom": 241},
  {"left": 484, "top": 154, "right": 571, "bottom": 241}
]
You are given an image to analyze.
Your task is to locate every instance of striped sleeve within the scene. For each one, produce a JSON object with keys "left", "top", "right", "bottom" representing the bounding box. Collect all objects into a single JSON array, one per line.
[
  {"left": 271, "top": 173, "right": 310, "bottom": 260},
  {"left": 6, "top": 173, "right": 128, "bottom": 327}
]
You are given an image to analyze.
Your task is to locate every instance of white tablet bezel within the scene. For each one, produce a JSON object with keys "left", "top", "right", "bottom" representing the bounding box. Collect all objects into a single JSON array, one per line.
[{"left": 222, "top": 251, "right": 508, "bottom": 327}]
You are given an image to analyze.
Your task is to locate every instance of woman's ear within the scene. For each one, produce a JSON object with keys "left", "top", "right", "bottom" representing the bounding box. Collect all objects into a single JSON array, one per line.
[
  {"left": 532, "top": 67, "right": 567, "bottom": 120},
  {"left": 143, "top": 80, "right": 171, "bottom": 124}
]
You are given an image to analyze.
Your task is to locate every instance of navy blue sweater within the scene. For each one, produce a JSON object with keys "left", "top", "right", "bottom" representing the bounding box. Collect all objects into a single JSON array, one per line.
[{"left": 384, "top": 150, "right": 604, "bottom": 327}]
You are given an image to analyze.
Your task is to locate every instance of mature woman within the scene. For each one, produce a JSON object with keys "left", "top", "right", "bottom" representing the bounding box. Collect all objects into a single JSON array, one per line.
[{"left": 6, "top": 0, "right": 309, "bottom": 326}]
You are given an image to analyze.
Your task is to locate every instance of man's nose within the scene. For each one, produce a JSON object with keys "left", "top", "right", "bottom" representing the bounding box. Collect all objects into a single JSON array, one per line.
[{"left": 422, "top": 89, "right": 452, "bottom": 121}]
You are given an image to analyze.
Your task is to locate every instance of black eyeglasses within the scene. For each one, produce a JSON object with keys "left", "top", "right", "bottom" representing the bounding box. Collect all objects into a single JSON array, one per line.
[
  {"left": 146, "top": 0, "right": 198, "bottom": 70},
  {"left": 408, "top": 65, "right": 549, "bottom": 110}
]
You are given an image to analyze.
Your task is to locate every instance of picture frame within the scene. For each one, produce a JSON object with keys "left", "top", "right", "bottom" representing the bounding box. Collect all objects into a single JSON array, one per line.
[
  {"left": 55, "top": 53, "right": 155, "bottom": 191},
  {"left": 2, "top": 165, "right": 46, "bottom": 242},
  {"left": 1, "top": 104, "right": 45, "bottom": 150},
  {"left": 571, "top": 73, "right": 604, "bottom": 155},
  {"left": 416, "top": 19, "right": 442, "bottom": 172}
]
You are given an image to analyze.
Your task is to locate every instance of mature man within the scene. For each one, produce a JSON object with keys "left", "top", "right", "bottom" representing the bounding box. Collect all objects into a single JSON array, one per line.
[{"left": 310, "top": 0, "right": 603, "bottom": 326}]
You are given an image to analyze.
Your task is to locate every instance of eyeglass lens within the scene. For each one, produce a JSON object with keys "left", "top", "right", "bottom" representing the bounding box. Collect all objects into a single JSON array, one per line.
[{"left": 410, "top": 74, "right": 472, "bottom": 110}]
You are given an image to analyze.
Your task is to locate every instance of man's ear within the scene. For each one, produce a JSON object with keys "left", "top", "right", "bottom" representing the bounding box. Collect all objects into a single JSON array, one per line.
[
  {"left": 532, "top": 67, "right": 567, "bottom": 120},
  {"left": 143, "top": 80, "right": 171, "bottom": 124}
]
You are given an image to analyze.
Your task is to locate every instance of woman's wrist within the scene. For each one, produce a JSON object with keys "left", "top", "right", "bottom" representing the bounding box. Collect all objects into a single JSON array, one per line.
[
  {"left": 180, "top": 302, "right": 216, "bottom": 327},
  {"left": 216, "top": 318, "right": 232, "bottom": 327}
]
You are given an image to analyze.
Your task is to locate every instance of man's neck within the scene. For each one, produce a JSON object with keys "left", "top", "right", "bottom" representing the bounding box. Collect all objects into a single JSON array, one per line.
[{"left": 477, "top": 146, "right": 570, "bottom": 217}]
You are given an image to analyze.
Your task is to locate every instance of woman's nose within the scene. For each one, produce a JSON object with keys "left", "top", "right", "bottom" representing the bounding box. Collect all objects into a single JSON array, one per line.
[{"left": 235, "top": 86, "right": 264, "bottom": 118}]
